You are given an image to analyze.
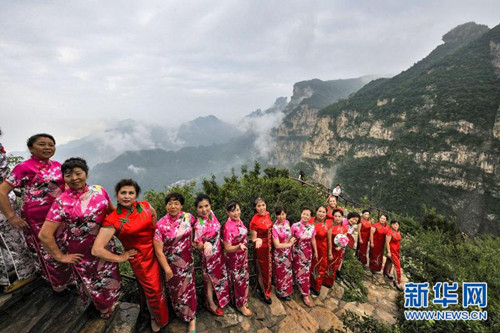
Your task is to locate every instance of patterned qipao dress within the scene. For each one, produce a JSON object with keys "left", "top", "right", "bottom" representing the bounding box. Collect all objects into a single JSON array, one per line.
[
  {"left": 324, "top": 223, "right": 348, "bottom": 287},
  {"left": 291, "top": 220, "right": 316, "bottom": 296},
  {"left": 383, "top": 228, "right": 402, "bottom": 284},
  {"left": 310, "top": 217, "right": 330, "bottom": 292},
  {"left": 154, "top": 211, "right": 197, "bottom": 322},
  {"left": 369, "top": 222, "right": 390, "bottom": 272},
  {"left": 222, "top": 217, "right": 249, "bottom": 308},
  {"left": 356, "top": 218, "right": 372, "bottom": 265},
  {"left": 193, "top": 211, "right": 230, "bottom": 308},
  {"left": 271, "top": 219, "right": 293, "bottom": 298},
  {"left": 249, "top": 212, "right": 273, "bottom": 299},
  {"left": 5, "top": 156, "right": 72, "bottom": 289},
  {"left": 45, "top": 185, "right": 122, "bottom": 311},
  {"left": 0, "top": 145, "right": 37, "bottom": 285},
  {"left": 103, "top": 201, "right": 168, "bottom": 326}
]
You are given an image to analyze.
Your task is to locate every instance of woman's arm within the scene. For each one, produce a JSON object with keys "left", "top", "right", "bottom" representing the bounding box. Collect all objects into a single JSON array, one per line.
[
  {"left": 370, "top": 227, "right": 376, "bottom": 248},
  {"left": 153, "top": 240, "right": 174, "bottom": 281},
  {"left": 150, "top": 205, "right": 158, "bottom": 226},
  {"left": 312, "top": 237, "right": 318, "bottom": 259},
  {"left": 39, "top": 221, "right": 83, "bottom": 264},
  {"left": 223, "top": 241, "right": 247, "bottom": 253},
  {"left": 327, "top": 228, "right": 333, "bottom": 260},
  {"left": 0, "top": 182, "right": 27, "bottom": 229},
  {"left": 107, "top": 201, "right": 115, "bottom": 215},
  {"left": 91, "top": 227, "right": 137, "bottom": 262},
  {"left": 250, "top": 230, "right": 262, "bottom": 248},
  {"left": 385, "top": 234, "right": 392, "bottom": 258}
]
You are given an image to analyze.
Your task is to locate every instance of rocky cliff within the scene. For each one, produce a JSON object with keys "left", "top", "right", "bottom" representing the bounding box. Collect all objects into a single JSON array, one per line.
[{"left": 271, "top": 22, "right": 500, "bottom": 235}]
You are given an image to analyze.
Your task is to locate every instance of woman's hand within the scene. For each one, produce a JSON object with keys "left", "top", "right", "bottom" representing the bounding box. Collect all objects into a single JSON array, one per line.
[
  {"left": 386, "top": 252, "right": 392, "bottom": 259},
  {"left": 118, "top": 249, "right": 138, "bottom": 262},
  {"left": 203, "top": 242, "right": 213, "bottom": 256},
  {"left": 194, "top": 242, "right": 204, "bottom": 250},
  {"left": 290, "top": 237, "right": 296, "bottom": 244},
  {"left": 239, "top": 243, "right": 248, "bottom": 251},
  {"left": 164, "top": 266, "right": 174, "bottom": 281},
  {"left": 328, "top": 252, "right": 333, "bottom": 260},
  {"left": 8, "top": 216, "right": 28, "bottom": 229},
  {"left": 58, "top": 253, "right": 84, "bottom": 264},
  {"left": 359, "top": 239, "right": 363, "bottom": 245},
  {"left": 335, "top": 246, "right": 341, "bottom": 251},
  {"left": 313, "top": 251, "right": 318, "bottom": 260},
  {"left": 254, "top": 238, "right": 262, "bottom": 249},
  {"left": 370, "top": 242, "right": 374, "bottom": 248}
]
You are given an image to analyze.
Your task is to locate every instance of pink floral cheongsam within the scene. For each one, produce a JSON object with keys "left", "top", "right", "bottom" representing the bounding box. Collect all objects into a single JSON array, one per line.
[
  {"left": 154, "top": 211, "right": 197, "bottom": 322},
  {"left": 46, "top": 185, "right": 122, "bottom": 311},
  {"left": 291, "top": 220, "right": 316, "bottom": 296},
  {"left": 5, "top": 156, "right": 71, "bottom": 288},
  {"left": 222, "top": 217, "right": 249, "bottom": 308},
  {"left": 193, "top": 211, "right": 230, "bottom": 308},
  {"left": 272, "top": 219, "right": 293, "bottom": 297}
]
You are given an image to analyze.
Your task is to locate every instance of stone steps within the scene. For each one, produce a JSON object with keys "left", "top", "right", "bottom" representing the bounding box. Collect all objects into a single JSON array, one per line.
[{"left": 0, "top": 278, "right": 140, "bottom": 333}]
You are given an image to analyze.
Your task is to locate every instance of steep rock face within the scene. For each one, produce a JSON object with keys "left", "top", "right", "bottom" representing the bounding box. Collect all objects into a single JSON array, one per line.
[
  {"left": 276, "top": 22, "right": 500, "bottom": 235},
  {"left": 270, "top": 76, "right": 376, "bottom": 166}
]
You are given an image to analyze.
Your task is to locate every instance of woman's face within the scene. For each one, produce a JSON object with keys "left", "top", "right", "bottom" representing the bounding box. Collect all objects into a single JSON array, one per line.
[
  {"left": 117, "top": 186, "right": 137, "bottom": 208},
  {"left": 391, "top": 222, "right": 400, "bottom": 231},
  {"left": 363, "top": 212, "right": 370, "bottom": 220},
  {"left": 255, "top": 200, "right": 266, "bottom": 215},
  {"left": 380, "top": 215, "right": 387, "bottom": 224},
  {"left": 64, "top": 167, "right": 87, "bottom": 191},
  {"left": 348, "top": 217, "right": 359, "bottom": 226},
  {"left": 277, "top": 211, "right": 287, "bottom": 222},
  {"left": 301, "top": 209, "right": 311, "bottom": 222},
  {"left": 227, "top": 205, "right": 241, "bottom": 221},
  {"left": 196, "top": 199, "right": 211, "bottom": 218},
  {"left": 166, "top": 199, "right": 182, "bottom": 217},
  {"left": 328, "top": 197, "right": 337, "bottom": 207},
  {"left": 333, "top": 212, "right": 343, "bottom": 224},
  {"left": 315, "top": 207, "right": 327, "bottom": 221},
  {"left": 29, "top": 137, "right": 55, "bottom": 160}
]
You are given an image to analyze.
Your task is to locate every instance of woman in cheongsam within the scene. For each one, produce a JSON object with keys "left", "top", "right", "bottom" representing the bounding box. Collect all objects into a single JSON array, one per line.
[
  {"left": 0, "top": 129, "right": 37, "bottom": 293},
  {"left": 383, "top": 219, "right": 403, "bottom": 291},
  {"left": 310, "top": 205, "right": 329, "bottom": 296},
  {"left": 92, "top": 179, "right": 168, "bottom": 332},
  {"left": 356, "top": 209, "right": 372, "bottom": 266},
  {"left": 291, "top": 207, "right": 318, "bottom": 307},
  {"left": 223, "top": 200, "right": 252, "bottom": 316},
  {"left": 39, "top": 157, "right": 121, "bottom": 318},
  {"left": 154, "top": 192, "right": 196, "bottom": 333},
  {"left": 249, "top": 197, "right": 273, "bottom": 304},
  {"left": 0, "top": 133, "right": 72, "bottom": 292},
  {"left": 271, "top": 205, "right": 295, "bottom": 300},
  {"left": 369, "top": 214, "right": 390, "bottom": 274},
  {"left": 193, "top": 193, "right": 230, "bottom": 316}
]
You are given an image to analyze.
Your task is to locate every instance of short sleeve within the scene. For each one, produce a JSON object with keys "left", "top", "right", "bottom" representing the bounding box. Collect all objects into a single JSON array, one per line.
[
  {"left": 5, "top": 163, "right": 29, "bottom": 188},
  {"left": 45, "top": 198, "right": 65, "bottom": 223},
  {"left": 249, "top": 215, "right": 258, "bottom": 231},
  {"left": 154, "top": 220, "right": 166, "bottom": 243},
  {"left": 223, "top": 223, "right": 233, "bottom": 245},
  {"left": 102, "top": 213, "right": 118, "bottom": 229},
  {"left": 271, "top": 225, "right": 279, "bottom": 240},
  {"left": 311, "top": 226, "right": 317, "bottom": 238},
  {"left": 100, "top": 186, "right": 111, "bottom": 203},
  {"left": 194, "top": 219, "right": 204, "bottom": 243}
]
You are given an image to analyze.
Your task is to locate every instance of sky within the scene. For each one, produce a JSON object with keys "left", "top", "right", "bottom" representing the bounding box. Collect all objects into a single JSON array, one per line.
[{"left": 1, "top": 0, "right": 499, "bottom": 151}]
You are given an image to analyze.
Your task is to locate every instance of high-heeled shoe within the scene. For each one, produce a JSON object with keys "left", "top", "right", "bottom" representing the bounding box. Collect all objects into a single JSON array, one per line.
[
  {"left": 384, "top": 272, "right": 394, "bottom": 280},
  {"left": 393, "top": 281, "right": 403, "bottom": 291},
  {"left": 205, "top": 299, "right": 224, "bottom": 316}
]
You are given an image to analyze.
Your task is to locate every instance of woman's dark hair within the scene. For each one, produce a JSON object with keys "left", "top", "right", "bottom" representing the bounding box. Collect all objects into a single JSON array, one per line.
[
  {"left": 226, "top": 200, "right": 240, "bottom": 212},
  {"left": 347, "top": 211, "right": 360, "bottom": 220},
  {"left": 27, "top": 133, "right": 56, "bottom": 148},
  {"left": 362, "top": 209, "right": 370, "bottom": 214},
  {"left": 332, "top": 208, "right": 344, "bottom": 216},
  {"left": 275, "top": 205, "right": 286, "bottom": 215},
  {"left": 315, "top": 205, "right": 326, "bottom": 213},
  {"left": 61, "top": 157, "right": 88, "bottom": 175},
  {"left": 195, "top": 193, "right": 211, "bottom": 207},
  {"left": 390, "top": 219, "right": 399, "bottom": 224},
  {"left": 115, "top": 179, "right": 141, "bottom": 196},
  {"left": 165, "top": 192, "right": 184, "bottom": 205},
  {"left": 380, "top": 214, "right": 389, "bottom": 221},
  {"left": 301, "top": 207, "right": 313, "bottom": 215},
  {"left": 253, "top": 197, "right": 266, "bottom": 212}
]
